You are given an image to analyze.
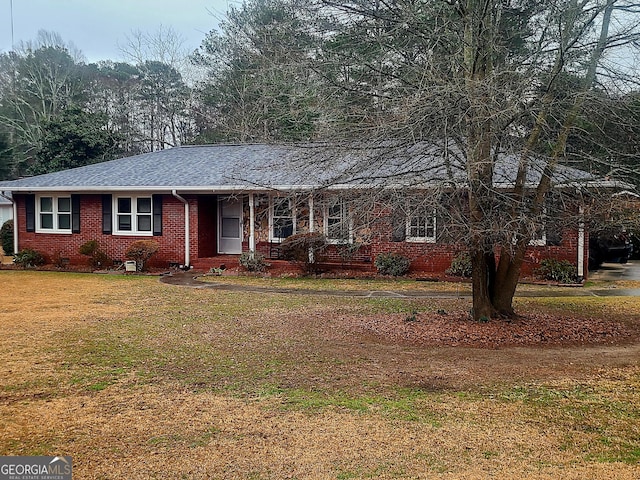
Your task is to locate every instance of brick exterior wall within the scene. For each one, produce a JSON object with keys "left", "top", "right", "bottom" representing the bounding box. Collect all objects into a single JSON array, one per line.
[
  {"left": 14, "top": 193, "right": 191, "bottom": 268},
  {"left": 13, "top": 192, "right": 590, "bottom": 278}
]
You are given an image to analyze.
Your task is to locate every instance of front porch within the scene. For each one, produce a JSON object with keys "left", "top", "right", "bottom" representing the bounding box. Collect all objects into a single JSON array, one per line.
[{"left": 190, "top": 254, "right": 376, "bottom": 276}]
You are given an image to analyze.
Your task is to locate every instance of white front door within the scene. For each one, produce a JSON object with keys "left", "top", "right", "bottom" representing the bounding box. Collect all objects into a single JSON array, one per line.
[{"left": 218, "top": 198, "right": 243, "bottom": 254}]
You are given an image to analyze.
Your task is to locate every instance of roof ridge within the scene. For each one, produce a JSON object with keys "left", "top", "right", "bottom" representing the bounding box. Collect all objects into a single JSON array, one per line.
[{"left": 179, "top": 143, "right": 268, "bottom": 148}]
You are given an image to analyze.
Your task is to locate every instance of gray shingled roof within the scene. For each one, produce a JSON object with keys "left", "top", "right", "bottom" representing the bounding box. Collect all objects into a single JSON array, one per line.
[{"left": 0, "top": 143, "right": 604, "bottom": 193}]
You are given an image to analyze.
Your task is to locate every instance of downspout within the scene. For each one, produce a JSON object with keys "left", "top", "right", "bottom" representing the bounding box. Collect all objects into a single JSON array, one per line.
[
  {"left": 249, "top": 193, "right": 255, "bottom": 257},
  {"left": 577, "top": 205, "right": 585, "bottom": 281},
  {"left": 171, "top": 190, "right": 190, "bottom": 268},
  {"left": 0, "top": 191, "right": 16, "bottom": 255}
]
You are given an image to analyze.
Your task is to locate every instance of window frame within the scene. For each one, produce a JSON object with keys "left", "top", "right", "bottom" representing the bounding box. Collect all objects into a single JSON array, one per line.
[
  {"left": 323, "top": 197, "right": 353, "bottom": 244},
  {"left": 528, "top": 208, "right": 547, "bottom": 246},
  {"left": 269, "top": 196, "right": 296, "bottom": 243},
  {"left": 405, "top": 202, "right": 437, "bottom": 243},
  {"left": 113, "top": 195, "right": 154, "bottom": 236},
  {"left": 35, "top": 194, "right": 72, "bottom": 234}
]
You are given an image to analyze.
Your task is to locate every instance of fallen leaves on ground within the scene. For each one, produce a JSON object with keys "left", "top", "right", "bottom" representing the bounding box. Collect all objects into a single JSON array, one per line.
[{"left": 345, "top": 311, "right": 637, "bottom": 348}]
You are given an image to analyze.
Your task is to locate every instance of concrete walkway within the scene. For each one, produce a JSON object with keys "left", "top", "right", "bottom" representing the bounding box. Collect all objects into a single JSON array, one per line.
[{"left": 161, "top": 261, "right": 640, "bottom": 298}]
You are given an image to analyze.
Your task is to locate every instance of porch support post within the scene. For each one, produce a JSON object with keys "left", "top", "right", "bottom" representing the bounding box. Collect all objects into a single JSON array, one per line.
[
  {"left": 577, "top": 205, "right": 585, "bottom": 280},
  {"left": 249, "top": 193, "right": 256, "bottom": 257},
  {"left": 308, "top": 193, "right": 315, "bottom": 264},
  {"left": 172, "top": 190, "right": 190, "bottom": 267},
  {"left": 308, "top": 193, "right": 314, "bottom": 233}
]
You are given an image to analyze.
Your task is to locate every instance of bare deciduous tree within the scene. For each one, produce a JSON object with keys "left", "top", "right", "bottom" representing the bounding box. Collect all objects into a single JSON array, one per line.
[
  {"left": 195, "top": 0, "right": 639, "bottom": 318},
  {"left": 0, "top": 31, "right": 87, "bottom": 174},
  {"left": 293, "top": 0, "right": 640, "bottom": 319}
]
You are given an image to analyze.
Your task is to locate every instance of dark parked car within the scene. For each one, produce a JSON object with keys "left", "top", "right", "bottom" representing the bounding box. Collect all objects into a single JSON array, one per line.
[{"left": 589, "top": 230, "right": 634, "bottom": 270}]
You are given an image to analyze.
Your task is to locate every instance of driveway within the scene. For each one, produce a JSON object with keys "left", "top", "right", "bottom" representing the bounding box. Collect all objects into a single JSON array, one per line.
[{"left": 589, "top": 260, "right": 640, "bottom": 281}]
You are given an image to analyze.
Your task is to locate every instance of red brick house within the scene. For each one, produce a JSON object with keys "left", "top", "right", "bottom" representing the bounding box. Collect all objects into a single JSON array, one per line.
[{"left": 0, "top": 143, "right": 615, "bottom": 278}]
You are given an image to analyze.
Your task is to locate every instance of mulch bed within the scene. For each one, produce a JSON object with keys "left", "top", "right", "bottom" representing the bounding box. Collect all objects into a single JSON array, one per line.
[{"left": 346, "top": 312, "right": 637, "bottom": 348}]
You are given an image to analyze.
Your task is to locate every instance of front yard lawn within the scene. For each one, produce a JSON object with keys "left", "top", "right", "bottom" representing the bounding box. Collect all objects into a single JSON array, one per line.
[{"left": 1, "top": 271, "right": 638, "bottom": 479}]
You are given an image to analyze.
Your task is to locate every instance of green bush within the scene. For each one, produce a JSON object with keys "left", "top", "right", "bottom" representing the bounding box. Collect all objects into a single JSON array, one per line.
[
  {"left": 78, "top": 239, "right": 99, "bottom": 257},
  {"left": 125, "top": 240, "right": 159, "bottom": 271},
  {"left": 239, "top": 251, "right": 268, "bottom": 272},
  {"left": 13, "top": 248, "right": 45, "bottom": 268},
  {"left": 1, "top": 219, "right": 13, "bottom": 255},
  {"left": 447, "top": 251, "right": 473, "bottom": 278},
  {"left": 537, "top": 258, "right": 576, "bottom": 283},
  {"left": 374, "top": 252, "right": 410, "bottom": 276},
  {"left": 79, "top": 240, "right": 111, "bottom": 269},
  {"left": 279, "top": 232, "right": 328, "bottom": 274}
]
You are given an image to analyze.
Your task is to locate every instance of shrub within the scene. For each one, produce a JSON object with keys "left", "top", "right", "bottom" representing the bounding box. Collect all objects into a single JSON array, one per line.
[
  {"left": 374, "top": 252, "right": 410, "bottom": 276},
  {"left": 239, "top": 251, "right": 268, "bottom": 272},
  {"left": 51, "top": 251, "right": 67, "bottom": 269},
  {"left": 79, "top": 240, "right": 111, "bottom": 269},
  {"left": 1, "top": 219, "right": 13, "bottom": 255},
  {"left": 279, "top": 232, "right": 328, "bottom": 274},
  {"left": 447, "top": 251, "right": 473, "bottom": 278},
  {"left": 78, "top": 239, "right": 99, "bottom": 257},
  {"left": 125, "top": 240, "right": 159, "bottom": 271},
  {"left": 13, "top": 248, "right": 45, "bottom": 268},
  {"left": 537, "top": 258, "right": 576, "bottom": 283}
]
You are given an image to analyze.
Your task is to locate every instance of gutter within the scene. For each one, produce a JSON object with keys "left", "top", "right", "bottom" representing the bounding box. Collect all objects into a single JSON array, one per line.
[
  {"left": 0, "top": 191, "right": 16, "bottom": 256},
  {"left": 1, "top": 178, "right": 629, "bottom": 193},
  {"left": 0, "top": 185, "right": 323, "bottom": 193},
  {"left": 171, "top": 190, "right": 190, "bottom": 268}
]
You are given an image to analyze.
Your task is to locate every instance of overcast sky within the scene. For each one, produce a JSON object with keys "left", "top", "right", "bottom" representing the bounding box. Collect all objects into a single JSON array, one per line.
[{"left": 2, "top": 0, "right": 234, "bottom": 62}]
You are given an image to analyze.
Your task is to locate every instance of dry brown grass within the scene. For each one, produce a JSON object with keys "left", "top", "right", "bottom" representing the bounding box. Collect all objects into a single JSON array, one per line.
[{"left": 1, "top": 271, "right": 639, "bottom": 479}]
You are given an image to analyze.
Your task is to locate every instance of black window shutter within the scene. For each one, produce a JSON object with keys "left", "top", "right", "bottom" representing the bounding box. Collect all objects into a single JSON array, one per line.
[
  {"left": 391, "top": 208, "right": 406, "bottom": 242},
  {"left": 71, "top": 194, "right": 81, "bottom": 233},
  {"left": 102, "top": 194, "right": 112, "bottom": 234},
  {"left": 25, "top": 194, "right": 36, "bottom": 232},
  {"left": 152, "top": 195, "right": 163, "bottom": 236},
  {"left": 546, "top": 223, "right": 563, "bottom": 246},
  {"left": 545, "top": 195, "right": 563, "bottom": 246}
]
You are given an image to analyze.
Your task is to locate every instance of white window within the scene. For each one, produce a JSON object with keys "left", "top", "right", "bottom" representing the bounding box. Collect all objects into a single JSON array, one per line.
[
  {"left": 114, "top": 196, "right": 153, "bottom": 235},
  {"left": 270, "top": 197, "right": 295, "bottom": 242},
  {"left": 406, "top": 204, "right": 436, "bottom": 243},
  {"left": 529, "top": 222, "right": 547, "bottom": 246},
  {"left": 324, "top": 198, "right": 352, "bottom": 243},
  {"left": 36, "top": 195, "right": 71, "bottom": 233}
]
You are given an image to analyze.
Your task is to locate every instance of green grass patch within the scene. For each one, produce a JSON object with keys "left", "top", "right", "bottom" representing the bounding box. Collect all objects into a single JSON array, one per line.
[
  {"left": 487, "top": 381, "right": 640, "bottom": 465},
  {"left": 198, "top": 274, "right": 469, "bottom": 293},
  {"left": 589, "top": 443, "right": 640, "bottom": 464},
  {"left": 261, "top": 387, "right": 443, "bottom": 426}
]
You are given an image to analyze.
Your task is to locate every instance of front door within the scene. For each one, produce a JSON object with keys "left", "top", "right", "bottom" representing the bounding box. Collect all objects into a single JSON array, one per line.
[{"left": 218, "top": 198, "right": 243, "bottom": 254}]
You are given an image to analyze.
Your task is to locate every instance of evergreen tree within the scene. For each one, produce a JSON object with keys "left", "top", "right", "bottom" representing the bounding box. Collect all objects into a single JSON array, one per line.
[
  {"left": 29, "top": 106, "right": 120, "bottom": 175},
  {"left": 193, "top": 0, "right": 322, "bottom": 142}
]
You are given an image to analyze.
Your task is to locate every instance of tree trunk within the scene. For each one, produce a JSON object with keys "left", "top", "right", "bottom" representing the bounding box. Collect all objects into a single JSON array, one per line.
[
  {"left": 463, "top": 0, "right": 499, "bottom": 321},
  {"left": 491, "top": 245, "right": 526, "bottom": 316},
  {"left": 471, "top": 250, "right": 498, "bottom": 320}
]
